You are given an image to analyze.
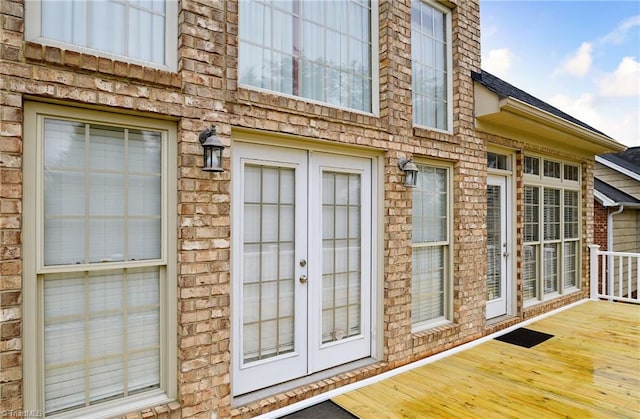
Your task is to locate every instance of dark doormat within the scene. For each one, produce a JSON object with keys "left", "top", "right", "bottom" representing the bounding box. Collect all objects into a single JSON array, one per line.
[
  {"left": 495, "top": 327, "right": 554, "bottom": 348},
  {"left": 279, "top": 400, "right": 358, "bottom": 419}
]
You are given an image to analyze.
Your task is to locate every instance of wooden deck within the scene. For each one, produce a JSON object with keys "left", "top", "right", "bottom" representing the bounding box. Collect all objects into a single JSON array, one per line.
[{"left": 333, "top": 301, "right": 640, "bottom": 418}]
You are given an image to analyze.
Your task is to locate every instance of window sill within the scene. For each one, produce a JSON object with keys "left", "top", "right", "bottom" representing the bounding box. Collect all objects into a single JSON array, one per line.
[
  {"left": 411, "top": 321, "right": 460, "bottom": 349},
  {"left": 24, "top": 41, "right": 181, "bottom": 89},
  {"left": 413, "top": 125, "right": 459, "bottom": 144},
  {"left": 524, "top": 288, "right": 583, "bottom": 310},
  {"left": 48, "top": 390, "right": 176, "bottom": 419},
  {"left": 236, "top": 85, "right": 382, "bottom": 128}
]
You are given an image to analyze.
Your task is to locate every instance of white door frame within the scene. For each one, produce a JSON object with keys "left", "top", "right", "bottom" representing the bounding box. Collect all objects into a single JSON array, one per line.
[
  {"left": 486, "top": 174, "right": 512, "bottom": 319},
  {"left": 231, "top": 143, "right": 309, "bottom": 396},
  {"left": 308, "top": 152, "right": 372, "bottom": 373},
  {"left": 231, "top": 142, "right": 375, "bottom": 396}
]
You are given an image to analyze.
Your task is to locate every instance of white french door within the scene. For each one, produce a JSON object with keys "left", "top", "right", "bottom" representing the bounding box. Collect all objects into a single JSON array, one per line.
[
  {"left": 232, "top": 143, "right": 372, "bottom": 396},
  {"left": 486, "top": 175, "right": 509, "bottom": 319}
]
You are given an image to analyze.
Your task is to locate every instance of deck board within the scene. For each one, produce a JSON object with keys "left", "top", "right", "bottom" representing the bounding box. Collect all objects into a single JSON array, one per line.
[{"left": 333, "top": 301, "right": 640, "bottom": 418}]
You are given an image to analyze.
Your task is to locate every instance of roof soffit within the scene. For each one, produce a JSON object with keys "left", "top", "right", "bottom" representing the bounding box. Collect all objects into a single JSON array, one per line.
[{"left": 474, "top": 83, "right": 626, "bottom": 156}]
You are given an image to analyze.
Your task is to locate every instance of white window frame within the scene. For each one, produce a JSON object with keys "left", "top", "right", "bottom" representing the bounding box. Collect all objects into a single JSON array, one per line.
[
  {"left": 411, "top": 0, "right": 453, "bottom": 133},
  {"left": 23, "top": 102, "right": 177, "bottom": 418},
  {"left": 411, "top": 161, "right": 453, "bottom": 331},
  {"left": 523, "top": 154, "right": 581, "bottom": 306},
  {"left": 25, "top": 0, "right": 178, "bottom": 72},
  {"left": 238, "top": 0, "right": 380, "bottom": 115}
]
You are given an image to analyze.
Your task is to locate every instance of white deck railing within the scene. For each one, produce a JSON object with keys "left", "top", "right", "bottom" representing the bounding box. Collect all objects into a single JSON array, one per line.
[{"left": 589, "top": 245, "right": 640, "bottom": 304}]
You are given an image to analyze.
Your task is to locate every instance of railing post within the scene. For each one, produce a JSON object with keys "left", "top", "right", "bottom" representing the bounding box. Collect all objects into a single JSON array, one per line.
[{"left": 589, "top": 245, "right": 600, "bottom": 301}]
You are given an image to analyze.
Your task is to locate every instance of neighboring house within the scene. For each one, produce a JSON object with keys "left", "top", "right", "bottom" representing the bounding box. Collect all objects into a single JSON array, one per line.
[
  {"left": 0, "top": 1, "right": 625, "bottom": 419},
  {"left": 593, "top": 148, "right": 640, "bottom": 297},
  {"left": 594, "top": 148, "right": 640, "bottom": 253}
]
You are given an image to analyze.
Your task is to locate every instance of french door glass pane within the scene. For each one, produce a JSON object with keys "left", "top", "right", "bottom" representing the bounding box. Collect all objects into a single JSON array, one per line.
[
  {"left": 242, "top": 165, "right": 296, "bottom": 363},
  {"left": 322, "top": 172, "right": 361, "bottom": 343},
  {"left": 43, "top": 268, "right": 160, "bottom": 414},
  {"left": 43, "top": 119, "right": 162, "bottom": 266},
  {"left": 486, "top": 184, "right": 501, "bottom": 300}
]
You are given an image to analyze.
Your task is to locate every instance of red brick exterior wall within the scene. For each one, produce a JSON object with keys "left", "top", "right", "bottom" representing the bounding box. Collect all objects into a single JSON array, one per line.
[{"left": 593, "top": 200, "right": 609, "bottom": 251}]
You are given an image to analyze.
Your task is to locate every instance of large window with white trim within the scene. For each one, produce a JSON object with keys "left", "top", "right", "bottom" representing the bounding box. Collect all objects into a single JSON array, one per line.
[
  {"left": 239, "top": 0, "right": 373, "bottom": 112},
  {"left": 523, "top": 155, "right": 581, "bottom": 303},
  {"left": 26, "top": 0, "right": 178, "bottom": 70},
  {"left": 411, "top": 0, "right": 452, "bottom": 131},
  {"left": 412, "top": 163, "right": 451, "bottom": 329},
  {"left": 24, "top": 103, "right": 177, "bottom": 418}
]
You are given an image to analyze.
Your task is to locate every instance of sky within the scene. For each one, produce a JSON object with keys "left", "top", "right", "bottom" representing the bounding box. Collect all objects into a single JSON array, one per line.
[{"left": 480, "top": 0, "right": 640, "bottom": 147}]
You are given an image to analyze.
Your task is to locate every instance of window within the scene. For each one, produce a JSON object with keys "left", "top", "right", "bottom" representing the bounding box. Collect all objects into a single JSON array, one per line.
[
  {"left": 412, "top": 164, "right": 450, "bottom": 329},
  {"left": 24, "top": 103, "right": 177, "bottom": 418},
  {"left": 26, "top": 0, "right": 177, "bottom": 71},
  {"left": 543, "top": 160, "right": 561, "bottom": 179},
  {"left": 564, "top": 164, "right": 579, "bottom": 181},
  {"left": 411, "top": 0, "right": 452, "bottom": 131},
  {"left": 487, "top": 151, "right": 510, "bottom": 171},
  {"left": 524, "top": 155, "right": 539, "bottom": 175},
  {"left": 523, "top": 156, "right": 581, "bottom": 302},
  {"left": 239, "top": 0, "right": 373, "bottom": 112}
]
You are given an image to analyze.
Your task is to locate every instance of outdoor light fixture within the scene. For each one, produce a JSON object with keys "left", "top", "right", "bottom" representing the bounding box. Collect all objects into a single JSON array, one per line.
[
  {"left": 398, "top": 157, "right": 418, "bottom": 188},
  {"left": 199, "top": 126, "right": 225, "bottom": 172}
]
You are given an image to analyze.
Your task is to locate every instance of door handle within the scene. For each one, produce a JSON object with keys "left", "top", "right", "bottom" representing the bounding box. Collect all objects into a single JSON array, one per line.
[{"left": 299, "top": 275, "right": 308, "bottom": 284}]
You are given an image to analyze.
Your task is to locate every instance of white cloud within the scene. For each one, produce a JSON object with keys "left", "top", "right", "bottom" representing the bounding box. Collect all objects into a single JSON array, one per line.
[
  {"left": 483, "top": 48, "right": 513, "bottom": 77},
  {"left": 553, "top": 42, "right": 593, "bottom": 78},
  {"left": 599, "top": 15, "right": 640, "bottom": 44},
  {"left": 548, "top": 93, "right": 604, "bottom": 129},
  {"left": 484, "top": 23, "right": 498, "bottom": 39},
  {"left": 548, "top": 93, "right": 639, "bottom": 147},
  {"left": 606, "top": 110, "right": 640, "bottom": 147},
  {"left": 598, "top": 56, "right": 640, "bottom": 97}
]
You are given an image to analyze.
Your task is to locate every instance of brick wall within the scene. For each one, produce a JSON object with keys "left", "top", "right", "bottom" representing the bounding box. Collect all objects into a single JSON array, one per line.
[
  {"left": 475, "top": 132, "right": 595, "bottom": 320},
  {"left": 0, "top": 0, "right": 600, "bottom": 418},
  {"left": 594, "top": 200, "right": 609, "bottom": 251},
  {"left": 0, "top": 0, "right": 484, "bottom": 417},
  {"left": 1, "top": 1, "right": 26, "bottom": 414}
]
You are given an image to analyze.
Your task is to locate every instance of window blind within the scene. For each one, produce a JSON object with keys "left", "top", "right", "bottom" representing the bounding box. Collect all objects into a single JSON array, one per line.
[{"left": 41, "top": 117, "right": 163, "bottom": 414}]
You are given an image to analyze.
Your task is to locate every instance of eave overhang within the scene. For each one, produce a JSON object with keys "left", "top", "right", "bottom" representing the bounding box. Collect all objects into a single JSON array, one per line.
[
  {"left": 595, "top": 189, "right": 640, "bottom": 209},
  {"left": 474, "top": 83, "right": 626, "bottom": 156}
]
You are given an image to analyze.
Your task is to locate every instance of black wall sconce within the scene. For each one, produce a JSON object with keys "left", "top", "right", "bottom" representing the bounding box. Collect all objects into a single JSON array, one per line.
[
  {"left": 398, "top": 157, "right": 418, "bottom": 188},
  {"left": 199, "top": 126, "right": 225, "bottom": 172}
]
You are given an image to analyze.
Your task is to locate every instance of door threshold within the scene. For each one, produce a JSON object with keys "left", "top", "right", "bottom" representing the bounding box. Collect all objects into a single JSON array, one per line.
[
  {"left": 232, "top": 358, "right": 376, "bottom": 408},
  {"left": 486, "top": 313, "right": 516, "bottom": 326}
]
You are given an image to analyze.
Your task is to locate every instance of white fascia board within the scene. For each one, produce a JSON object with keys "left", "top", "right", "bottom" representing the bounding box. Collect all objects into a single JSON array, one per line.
[
  {"left": 594, "top": 189, "right": 618, "bottom": 207},
  {"left": 595, "top": 155, "right": 640, "bottom": 182}
]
